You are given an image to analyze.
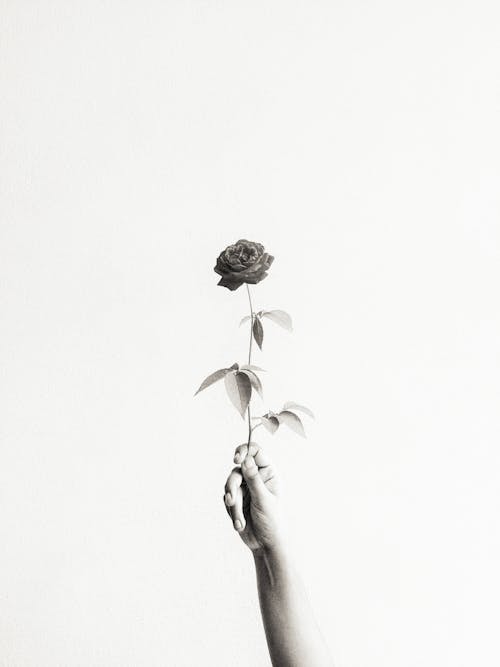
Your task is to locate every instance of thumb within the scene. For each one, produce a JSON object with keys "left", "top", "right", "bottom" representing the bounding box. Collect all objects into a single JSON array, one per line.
[{"left": 241, "top": 453, "right": 267, "bottom": 500}]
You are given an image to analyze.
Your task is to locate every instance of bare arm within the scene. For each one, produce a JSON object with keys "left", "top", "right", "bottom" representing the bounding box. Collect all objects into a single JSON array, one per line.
[{"left": 224, "top": 443, "right": 333, "bottom": 667}]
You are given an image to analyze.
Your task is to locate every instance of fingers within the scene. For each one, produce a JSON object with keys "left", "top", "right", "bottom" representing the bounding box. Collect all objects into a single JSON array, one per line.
[
  {"left": 224, "top": 444, "right": 273, "bottom": 531},
  {"left": 224, "top": 467, "right": 242, "bottom": 504},
  {"left": 241, "top": 453, "right": 267, "bottom": 500},
  {"left": 234, "top": 442, "right": 275, "bottom": 484},
  {"left": 224, "top": 468, "right": 245, "bottom": 532},
  {"left": 234, "top": 442, "right": 271, "bottom": 468}
]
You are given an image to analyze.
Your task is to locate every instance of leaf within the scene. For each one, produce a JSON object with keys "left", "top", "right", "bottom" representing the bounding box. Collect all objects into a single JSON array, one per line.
[
  {"left": 260, "top": 415, "right": 280, "bottom": 434},
  {"left": 224, "top": 371, "right": 252, "bottom": 418},
  {"left": 282, "top": 402, "right": 314, "bottom": 419},
  {"left": 239, "top": 315, "right": 251, "bottom": 327},
  {"left": 240, "top": 369, "right": 263, "bottom": 398},
  {"left": 240, "top": 364, "right": 266, "bottom": 372},
  {"left": 253, "top": 317, "right": 264, "bottom": 350},
  {"left": 194, "top": 367, "right": 233, "bottom": 396},
  {"left": 261, "top": 310, "right": 293, "bottom": 332},
  {"left": 277, "top": 410, "right": 306, "bottom": 437}
]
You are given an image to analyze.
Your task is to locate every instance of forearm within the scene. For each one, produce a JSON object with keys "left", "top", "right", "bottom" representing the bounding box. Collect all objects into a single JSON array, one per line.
[{"left": 253, "top": 545, "right": 333, "bottom": 667}]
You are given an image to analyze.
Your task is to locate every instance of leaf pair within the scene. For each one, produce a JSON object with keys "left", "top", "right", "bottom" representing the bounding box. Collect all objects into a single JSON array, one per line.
[
  {"left": 240, "top": 310, "right": 293, "bottom": 351},
  {"left": 256, "top": 402, "right": 314, "bottom": 438},
  {"left": 194, "top": 363, "right": 265, "bottom": 419}
]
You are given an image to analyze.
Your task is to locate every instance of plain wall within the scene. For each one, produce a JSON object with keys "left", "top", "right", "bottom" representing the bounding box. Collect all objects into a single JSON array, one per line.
[{"left": 1, "top": 1, "right": 499, "bottom": 665}]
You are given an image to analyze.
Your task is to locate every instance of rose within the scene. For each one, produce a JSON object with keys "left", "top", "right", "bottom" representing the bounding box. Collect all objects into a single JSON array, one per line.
[{"left": 214, "top": 239, "right": 274, "bottom": 291}]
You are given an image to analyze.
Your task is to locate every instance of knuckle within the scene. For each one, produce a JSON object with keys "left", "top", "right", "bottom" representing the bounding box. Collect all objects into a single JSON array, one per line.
[
  {"left": 246, "top": 466, "right": 259, "bottom": 479},
  {"left": 234, "top": 445, "right": 247, "bottom": 462},
  {"left": 261, "top": 465, "right": 275, "bottom": 482}
]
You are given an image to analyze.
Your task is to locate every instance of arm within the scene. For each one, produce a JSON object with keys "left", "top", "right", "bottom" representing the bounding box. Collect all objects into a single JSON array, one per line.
[{"left": 224, "top": 443, "right": 333, "bottom": 667}]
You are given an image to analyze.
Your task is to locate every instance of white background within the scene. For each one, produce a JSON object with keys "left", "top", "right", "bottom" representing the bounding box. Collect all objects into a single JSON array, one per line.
[{"left": 1, "top": 2, "right": 499, "bottom": 666}]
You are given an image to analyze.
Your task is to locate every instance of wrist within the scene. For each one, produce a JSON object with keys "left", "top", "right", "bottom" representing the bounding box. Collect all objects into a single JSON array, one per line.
[
  {"left": 252, "top": 541, "right": 293, "bottom": 567},
  {"left": 252, "top": 541, "right": 297, "bottom": 591}
]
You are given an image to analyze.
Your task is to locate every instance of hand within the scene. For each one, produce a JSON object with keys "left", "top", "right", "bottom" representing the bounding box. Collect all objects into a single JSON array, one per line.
[{"left": 223, "top": 442, "right": 284, "bottom": 552}]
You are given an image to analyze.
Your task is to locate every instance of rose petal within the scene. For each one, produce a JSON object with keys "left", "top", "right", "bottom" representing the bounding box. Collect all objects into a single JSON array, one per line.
[
  {"left": 239, "top": 260, "right": 266, "bottom": 275},
  {"left": 241, "top": 273, "right": 263, "bottom": 284},
  {"left": 214, "top": 265, "right": 226, "bottom": 276},
  {"left": 217, "top": 275, "right": 245, "bottom": 290},
  {"left": 227, "top": 262, "right": 247, "bottom": 272},
  {"left": 262, "top": 254, "right": 274, "bottom": 269}
]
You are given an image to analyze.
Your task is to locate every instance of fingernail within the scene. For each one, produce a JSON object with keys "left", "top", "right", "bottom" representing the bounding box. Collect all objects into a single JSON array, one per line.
[
  {"left": 244, "top": 455, "right": 253, "bottom": 467},
  {"left": 234, "top": 520, "right": 242, "bottom": 531},
  {"left": 234, "top": 453, "right": 240, "bottom": 463}
]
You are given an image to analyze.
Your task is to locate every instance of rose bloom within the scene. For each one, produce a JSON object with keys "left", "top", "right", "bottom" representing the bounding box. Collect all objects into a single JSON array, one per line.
[{"left": 214, "top": 239, "right": 274, "bottom": 291}]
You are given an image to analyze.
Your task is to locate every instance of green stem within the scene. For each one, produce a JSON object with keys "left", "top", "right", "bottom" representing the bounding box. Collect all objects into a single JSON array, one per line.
[{"left": 246, "top": 284, "right": 254, "bottom": 445}]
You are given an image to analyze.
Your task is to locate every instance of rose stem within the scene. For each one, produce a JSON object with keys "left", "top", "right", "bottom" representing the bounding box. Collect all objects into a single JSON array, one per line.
[{"left": 245, "top": 284, "right": 254, "bottom": 447}]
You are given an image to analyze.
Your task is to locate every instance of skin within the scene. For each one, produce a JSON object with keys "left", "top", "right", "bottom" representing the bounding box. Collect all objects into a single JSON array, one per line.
[{"left": 224, "top": 443, "right": 333, "bottom": 667}]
